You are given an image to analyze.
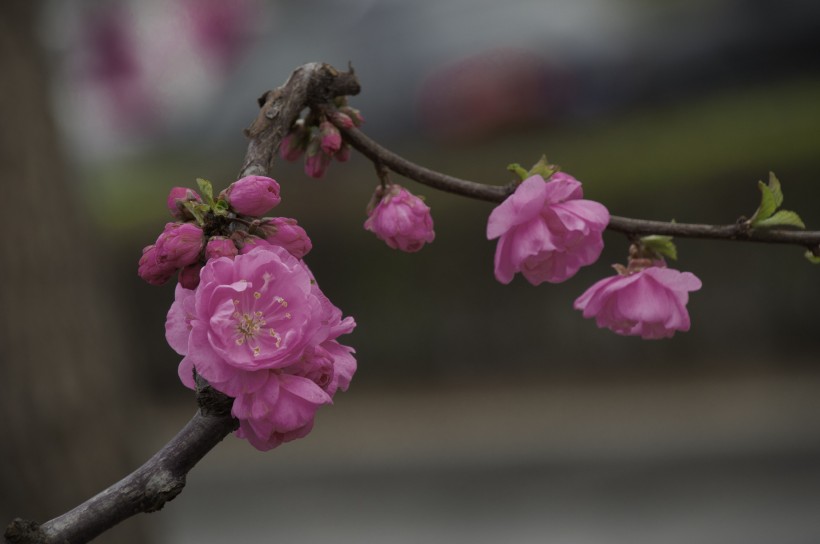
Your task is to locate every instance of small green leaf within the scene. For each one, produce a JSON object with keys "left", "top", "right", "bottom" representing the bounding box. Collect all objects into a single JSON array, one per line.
[
  {"left": 768, "top": 171, "right": 783, "bottom": 208},
  {"left": 754, "top": 209, "right": 806, "bottom": 229},
  {"left": 506, "top": 163, "right": 529, "bottom": 181},
  {"left": 527, "top": 155, "right": 557, "bottom": 179},
  {"left": 750, "top": 180, "right": 778, "bottom": 225},
  {"left": 212, "top": 198, "right": 230, "bottom": 216},
  {"left": 196, "top": 178, "right": 215, "bottom": 205},
  {"left": 184, "top": 201, "right": 208, "bottom": 226},
  {"left": 804, "top": 250, "right": 820, "bottom": 264},
  {"left": 640, "top": 235, "right": 678, "bottom": 260}
]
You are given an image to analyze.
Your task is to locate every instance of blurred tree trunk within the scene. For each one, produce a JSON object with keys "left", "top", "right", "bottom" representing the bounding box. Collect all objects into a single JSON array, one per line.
[{"left": 0, "top": 3, "right": 149, "bottom": 542}]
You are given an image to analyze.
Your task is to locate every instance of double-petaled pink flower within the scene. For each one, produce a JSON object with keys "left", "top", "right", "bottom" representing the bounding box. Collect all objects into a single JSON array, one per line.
[
  {"left": 487, "top": 173, "right": 609, "bottom": 285},
  {"left": 165, "top": 245, "right": 356, "bottom": 450},
  {"left": 364, "top": 184, "right": 435, "bottom": 252},
  {"left": 574, "top": 262, "right": 702, "bottom": 339}
]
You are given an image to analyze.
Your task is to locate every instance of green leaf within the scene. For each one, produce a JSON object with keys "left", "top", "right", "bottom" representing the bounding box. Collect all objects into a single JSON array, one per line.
[
  {"left": 640, "top": 235, "right": 678, "bottom": 260},
  {"left": 804, "top": 250, "right": 820, "bottom": 264},
  {"left": 754, "top": 209, "right": 806, "bottom": 229},
  {"left": 212, "top": 198, "right": 230, "bottom": 216},
  {"left": 196, "top": 178, "right": 215, "bottom": 205},
  {"left": 750, "top": 180, "right": 778, "bottom": 225},
  {"left": 767, "top": 171, "right": 783, "bottom": 208},
  {"left": 528, "top": 155, "right": 558, "bottom": 179},
  {"left": 506, "top": 163, "right": 529, "bottom": 181},
  {"left": 184, "top": 201, "right": 208, "bottom": 226}
]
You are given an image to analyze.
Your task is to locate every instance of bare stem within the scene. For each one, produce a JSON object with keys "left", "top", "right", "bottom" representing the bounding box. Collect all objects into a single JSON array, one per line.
[{"left": 337, "top": 125, "right": 820, "bottom": 251}]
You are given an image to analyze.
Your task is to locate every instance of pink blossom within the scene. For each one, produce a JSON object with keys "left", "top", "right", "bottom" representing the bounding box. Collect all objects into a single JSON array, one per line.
[
  {"left": 487, "top": 173, "right": 609, "bottom": 285},
  {"left": 205, "top": 236, "right": 239, "bottom": 260},
  {"left": 257, "top": 217, "right": 312, "bottom": 259},
  {"left": 328, "top": 110, "right": 354, "bottom": 129},
  {"left": 574, "top": 264, "right": 702, "bottom": 339},
  {"left": 155, "top": 222, "right": 205, "bottom": 269},
  {"left": 225, "top": 175, "right": 282, "bottom": 217},
  {"left": 166, "top": 187, "right": 201, "bottom": 219},
  {"left": 364, "top": 184, "right": 435, "bottom": 252},
  {"left": 166, "top": 246, "right": 356, "bottom": 450}
]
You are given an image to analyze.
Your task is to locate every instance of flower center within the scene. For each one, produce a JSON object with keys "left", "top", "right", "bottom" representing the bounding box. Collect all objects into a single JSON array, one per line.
[{"left": 230, "top": 283, "right": 291, "bottom": 357}]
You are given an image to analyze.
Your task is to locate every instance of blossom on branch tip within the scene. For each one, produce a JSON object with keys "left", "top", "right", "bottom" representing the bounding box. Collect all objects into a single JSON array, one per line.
[
  {"left": 364, "top": 184, "right": 435, "bottom": 252},
  {"left": 225, "top": 175, "right": 281, "bottom": 217},
  {"left": 573, "top": 261, "right": 702, "bottom": 339},
  {"left": 165, "top": 246, "right": 356, "bottom": 451},
  {"left": 487, "top": 172, "right": 609, "bottom": 285}
]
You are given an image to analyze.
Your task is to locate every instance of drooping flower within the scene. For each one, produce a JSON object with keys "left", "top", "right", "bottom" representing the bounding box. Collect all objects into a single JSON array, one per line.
[
  {"left": 573, "top": 262, "right": 702, "bottom": 339},
  {"left": 364, "top": 184, "right": 435, "bottom": 252},
  {"left": 487, "top": 172, "right": 609, "bottom": 285},
  {"left": 166, "top": 245, "right": 356, "bottom": 450},
  {"left": 225, "top": 175, "right": 282, "bottom": 217}
]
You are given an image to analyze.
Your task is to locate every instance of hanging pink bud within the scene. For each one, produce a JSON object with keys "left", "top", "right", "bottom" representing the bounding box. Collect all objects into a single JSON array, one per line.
[
  {"left": 280, "top": 119, "right": 310, "bottom": 162},
  {"left": 364, "top": 184, "right": 435, "bottom": 252},
  {"left": 258, "top": 217, "right": 313, "bottom": 259},
  {"left": 305, "top": 153, "right": 331, "bottom": 178},
  {"left": 178, "top": 263, "right": 202, "bottom": 290},
  {"left": 166, "top": 187, "right": 202, "bottom": 219},
  {"left": 138, "top": 244, "right": 176, "bottom": 286},
  {"left": 155, "top": 222, "right": 205, "bottom": 269},
  {"left": 339, "top": 106, "right": 364, "bottom": 126},
  {"left": 319, "top": 120, "right": 342, "bottom": 155},
  {"left": 328, "top": 110, "right": 354, "bottom": 129},
  {"left": 335, "top": 142, "right": 351, "bottom": 163},
  {"left": 205, "top": 236, "right": 239, "bottom": 260},
  {"left": 225, "top": 175, "right": 282, "bottom": 216}
]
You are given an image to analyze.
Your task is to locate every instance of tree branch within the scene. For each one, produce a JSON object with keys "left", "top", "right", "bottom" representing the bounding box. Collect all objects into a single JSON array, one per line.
[{"left": 337, "top": 125, "right": 820, "bottom": 251}]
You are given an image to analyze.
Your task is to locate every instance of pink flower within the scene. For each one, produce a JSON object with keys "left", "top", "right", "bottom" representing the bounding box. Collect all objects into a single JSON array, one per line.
[
  {"left": 257, "top": 217, "right": 312, "bottom": 259},
  {"left": 364, "top": 184, "right": 435, "bottom": 252},
  {"left": 574, "top": 264, "right": 702, "bottom": 339},
  {"left": 166, "top": 187, "right": 201, "bottom": 219},
  {"left": 166, "top": 246, "right": 356, "bottom": 450},
  {"left": 155, "top": 222, "right": 205, "bottom": 269},
  {"left": 205, "top": 236, "right": 239, "bottom": 260},
  {"left": 487, "top": 173, "right": 609, "bottom": 285},
  {"left": 225, "top": 175, "right": 281, "bottom": 217},
  {"left": 304, "top": 147, "right": 332, "bottom": 179}
]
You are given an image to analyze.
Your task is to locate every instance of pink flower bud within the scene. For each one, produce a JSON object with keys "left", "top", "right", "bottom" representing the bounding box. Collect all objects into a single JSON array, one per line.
[
  {"left": 339, "top": 106, "right": 364, "bottom": 126},
  {"left": 280, "top": 120, "right": 309, "bottom": 162},
  {"left": 364, "top": 184, "right": 435, "bottom": 252},
  {"left": 225, "top": 175, "right": 282, "bottom": 216},
  {"left": 166, "top": 187, "right": 202, "bottom": 219},
  {"left": 574, "top": 263, "right": 702, "bottom": 339},
  {"left": 205, "top": 236, "right": 239, "bottom": 260},
  {"left": 319, "top": 121, "right": 342, "bottom": 155},
  {"left": 234, "top": 233, "right": 273, "bottom": 254},
  {"left": 487, "top": 172, "right": 609, "bottom": 285},
  {"left": 178, "top": 263, "right": 202, "bottom": 290},
  {"left": 257, "top": 217, "right": 313, "bottom": 259},
  {"left": 328, "top": 110, "right": 354, "bottom": 129},
  {"left": 335, "top": 142, "right": 351, "bottom": 163},
  {"left": 138, "top": 244, "right": 176, "bottom": 285},
  {"left": 155, "top": 222, "right": 205, "bottom": 269},
  {"left": 304, "top": 142, "right": 332, "bottom": 179}
]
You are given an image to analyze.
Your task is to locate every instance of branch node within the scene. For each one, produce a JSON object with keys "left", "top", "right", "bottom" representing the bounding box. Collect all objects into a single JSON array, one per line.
[{"left": 4, "top": 519, "right": 45, "bottom": 544}]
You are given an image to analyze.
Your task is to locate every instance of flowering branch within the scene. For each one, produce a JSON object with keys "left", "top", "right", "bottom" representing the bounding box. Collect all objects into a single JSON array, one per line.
[{"left": 337, "top": 125, "right": 820, "bottom": 252}]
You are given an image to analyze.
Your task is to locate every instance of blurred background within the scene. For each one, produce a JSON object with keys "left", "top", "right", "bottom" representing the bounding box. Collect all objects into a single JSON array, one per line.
[{"left": 2, "top": 0, "right": 820, "bottom": 542}]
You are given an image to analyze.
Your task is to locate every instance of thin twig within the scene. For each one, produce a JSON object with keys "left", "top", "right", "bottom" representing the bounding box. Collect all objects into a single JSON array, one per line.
[{"left": 337, "top": 125, "right": 820, "bottom": 251}]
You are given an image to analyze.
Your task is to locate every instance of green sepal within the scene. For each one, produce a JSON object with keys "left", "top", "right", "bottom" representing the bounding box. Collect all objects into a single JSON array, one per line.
[
  {"left": 804, "top": 250, "right": 820, "bottom": 264},
  {"left": 212, "top": 198, "right": 230, "bottom": 217},
  {"left": 527, "top": 155, "right": 557, "bottom": 179},
  {"left": 754, "top": 210, "right": 805, "bottom": 229},
  {"left": 640, "top": 235, "right": 678, "bottom": 260},
  {"left": 184, "top": 200, "right": 209, "bottom": 226},
  {"left": 506, "top": 163, "right": 530, "bottom": 181},
  {"left": 195, "top": 178, "right": 215, "bottom": 206}
]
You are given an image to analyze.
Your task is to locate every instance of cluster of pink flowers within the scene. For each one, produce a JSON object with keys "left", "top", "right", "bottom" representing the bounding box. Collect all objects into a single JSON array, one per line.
[
  {"left": 140, "top": 174, "right": 354, "bottom": 450},
  {"left": 280, "top": 105, "right": 363, "bottom": 179},
  {"left": 487, "top": 170, "right": 701, "bottom": 339},
  {"left": 364, "top": 184, "right": 435, "bottom": 252},
  {"left": 138, "top": 175, "right": 311, "bottom": 289}
]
